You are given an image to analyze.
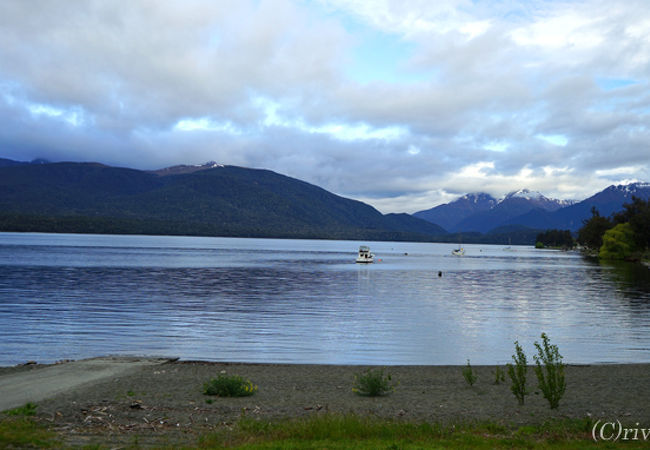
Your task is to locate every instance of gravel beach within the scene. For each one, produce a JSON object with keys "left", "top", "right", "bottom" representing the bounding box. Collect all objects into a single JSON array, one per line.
[{"left": 2, "top": 359, "right": 649, "bottom": 446}]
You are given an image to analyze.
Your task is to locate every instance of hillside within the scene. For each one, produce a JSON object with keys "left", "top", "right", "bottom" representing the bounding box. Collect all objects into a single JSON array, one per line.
[
  {"left": 413, "top": 193, "right": 495, "bottom": 231},
  {"left": 0, "top": 160, "right": 446, "bottom": 241}
]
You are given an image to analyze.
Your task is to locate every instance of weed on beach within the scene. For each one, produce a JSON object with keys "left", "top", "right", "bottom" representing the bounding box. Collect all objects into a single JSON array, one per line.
[
  {"left": 203, "top": 374, "right": 258, "bottom": 397},
  {"left": 507, "top": 340, "right": 529, "bottom": 405},
  {"left": 493, "top": 365, "right": 506, "bottom": 385},
  {"left": 534, "top": 332, "right": 566, "bottom": 409},
  {"left": 462, "top": 359, "right": 477, "bottom": 386},
  {"left": 352, "top": 368, "right": 395, "bottom": 396}
]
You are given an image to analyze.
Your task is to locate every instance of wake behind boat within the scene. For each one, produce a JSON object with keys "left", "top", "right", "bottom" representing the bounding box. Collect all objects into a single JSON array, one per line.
[{"left": 356, "top": 245, "right": 374, "bottom": 263}]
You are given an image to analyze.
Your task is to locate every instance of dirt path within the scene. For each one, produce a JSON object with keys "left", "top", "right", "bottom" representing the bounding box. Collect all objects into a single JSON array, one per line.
[{"left": 0, "top": 356, "right": 173, "bottom": 412}]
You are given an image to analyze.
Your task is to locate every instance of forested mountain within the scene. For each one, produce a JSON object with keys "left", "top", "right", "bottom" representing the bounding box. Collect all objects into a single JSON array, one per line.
[
  {"left": 3, "top": 156, "right": 647, "bottom": 243},
  {"left": 0, "top": 159, "right": 445, "bottom": 241}
]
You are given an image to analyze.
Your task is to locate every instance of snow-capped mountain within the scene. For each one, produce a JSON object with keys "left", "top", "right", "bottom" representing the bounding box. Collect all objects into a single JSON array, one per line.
[
  {"left": 498, "top": 189, "right": 573, "bottom": 212},
  {"left": 414, "top": 183, "right": 648, "bottom": 233},
  {"left": 413, "top": 192, "right": 497, "bottom": 232}
]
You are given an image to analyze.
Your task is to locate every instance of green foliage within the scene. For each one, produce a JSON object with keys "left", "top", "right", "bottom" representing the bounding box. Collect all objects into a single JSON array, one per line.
[
  {"left": 352, "top": 368, "right": 395, "bottom": 397},
  {"left": 535, "top": 241, "right": 544, "bottom": 248},
  {"left": 577, "top": 207, "right": 613, "bottom": 250},
  {"left": 599, "top": 223, "right": 637, "bottom": 260},
  {"left": 507, "top": 341, "right": 528, "bottom": 405},
  {"left": 203, "top": 375, "right": 258, "bottom": 397},
  {"left": 579, "top": 198, "right": 650, "bottom": 258},
  {"left": 199, "top": 414, "right": 611, "bottom": 449},
  {"left": 0, "top": 417, "right": 59, "bottom": 448},
  {"left": 494, "top": 365, "right": 506, "bottom": 385},
  {"left": 613, "top": 196, "right": 650, "bottom": 251},
  {"left": 536, "top": 229, "right": 575, "bottom": 249},
  {"left": 462, "top": 359, "right": 477, "bottom": 386},
  {"left": 4, "top": 402, "right": 37, "bottom": 416},
  {"left": 533, "top": 333, "right": 566, "bottom": 409}
]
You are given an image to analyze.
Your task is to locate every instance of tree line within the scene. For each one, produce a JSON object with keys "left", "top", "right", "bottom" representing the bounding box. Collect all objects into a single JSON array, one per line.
[
  {"left": 577, "top": 196, "right": 650, "bottom": 261},
  {"left": 535, "top": 229, "right": 574, "bottom": 249}
]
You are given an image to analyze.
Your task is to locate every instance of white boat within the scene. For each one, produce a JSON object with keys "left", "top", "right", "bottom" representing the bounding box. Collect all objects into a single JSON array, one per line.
[
  {"left": 451, "top": 247, "right": 465, "bottom": 256},
  {"left": 356, "top": 245, "right": 374, "bottom": 263}
]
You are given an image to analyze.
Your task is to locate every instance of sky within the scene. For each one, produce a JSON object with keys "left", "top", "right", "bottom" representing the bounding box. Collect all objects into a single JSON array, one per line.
[{"left": 1, "top": 0, "right": 649, "bottom": 213}]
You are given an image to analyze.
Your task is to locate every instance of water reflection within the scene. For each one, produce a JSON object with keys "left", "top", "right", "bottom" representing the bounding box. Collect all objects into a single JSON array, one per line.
[{"left": 0, "top": 233, "right": 649, "bottom": 365}]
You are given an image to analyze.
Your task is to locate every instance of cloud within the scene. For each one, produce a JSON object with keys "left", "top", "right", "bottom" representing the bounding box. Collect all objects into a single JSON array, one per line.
[{"left": 0, "top": 0, "right": 648, "bottom": 213}]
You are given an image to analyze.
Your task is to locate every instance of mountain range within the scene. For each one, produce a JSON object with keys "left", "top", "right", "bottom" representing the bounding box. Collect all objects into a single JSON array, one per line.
[
  {"left": 0, "top": 158, "right": 445, "bottom": 241},
  {"left": 414, "top": 185, "right": 650, "bottom": 233},
  {"left": 1, "top": 157, "right": 648, "bottom": 243}
]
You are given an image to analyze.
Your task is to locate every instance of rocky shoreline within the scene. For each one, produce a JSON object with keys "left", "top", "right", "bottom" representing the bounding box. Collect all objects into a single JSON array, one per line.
[{"left": 2, "top": 359, "right": 648, "bottom": 446}]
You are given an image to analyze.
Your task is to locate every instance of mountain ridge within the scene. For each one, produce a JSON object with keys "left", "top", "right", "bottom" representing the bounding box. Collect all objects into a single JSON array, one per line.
[
  {"left": 0, "top": 158, "right": 446, "bottom": 241},
  {"left": 415, "top": 183, "right": 650, "bottom": 233},
  {"left": 2, "top": 157, "right": 648, "bottom": 241}
]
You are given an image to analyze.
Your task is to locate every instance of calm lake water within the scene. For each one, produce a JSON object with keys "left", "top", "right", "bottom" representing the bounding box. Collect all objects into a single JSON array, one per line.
[{"left": 1, "top": 232, "right": 650, "bottom": 366}]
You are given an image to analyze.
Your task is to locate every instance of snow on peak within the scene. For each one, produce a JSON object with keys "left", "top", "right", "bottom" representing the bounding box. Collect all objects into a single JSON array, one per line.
[
  {"left": 503, "top": 188, "right": 546, "bottom": 202},
  {"left": 613, "top": 181, "right": 650, "bottom": 193},
  {"left": 196, "top": 161, "right": 223, "bottom": 168},
  {"left": 556, "top": 199, "right": 578, "bottom": 207},
  {"left": 460, "top": 192, "right": 496, "bottom": 204}
]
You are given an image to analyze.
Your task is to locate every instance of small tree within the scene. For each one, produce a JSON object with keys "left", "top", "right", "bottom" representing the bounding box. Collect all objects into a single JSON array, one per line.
[
  {"left": 462, "top": 359, "right": 477, "bottom": 386},
  {"left": 599, "top": 223, "right": 636, "bottom": 260},
  {"left": 507, "top": 340, "right": 528, "bottom": 405},
  {"left": 533, "top": 333, "right": 566, "bottom": 409}
]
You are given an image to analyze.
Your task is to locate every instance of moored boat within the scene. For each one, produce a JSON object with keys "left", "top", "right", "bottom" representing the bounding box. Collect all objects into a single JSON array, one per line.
[
  {"left": 451, "top": 247, "right": 465, "bottom": 256},
  {"left": 356, "top": 245, "right": 374, "bottom": 263}
]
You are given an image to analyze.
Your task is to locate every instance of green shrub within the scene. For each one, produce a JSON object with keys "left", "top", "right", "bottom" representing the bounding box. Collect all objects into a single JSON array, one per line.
[
  {"left": 599, "top": 223, "right": 637, "bottom": 260},
  {"left": 352, "top": 368, "right": 395, "bottom": 396},
  {"left": 203, "top": 375, "right": 258, "bottom": 397},
  {"left": 533, "top": 333, "right": 566, "bottom": 409},
  {"left": 462, "top": 359, "right": 477, "bottom": 386},
  {"left": 507, "top": 340, "right": 528, "bottom": 405},
  {"left": 494, "top": 365, "right": 505, "bottom": 385}
]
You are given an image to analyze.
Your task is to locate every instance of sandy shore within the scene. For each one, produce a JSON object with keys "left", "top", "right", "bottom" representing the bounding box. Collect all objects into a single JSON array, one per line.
[{"left": 2, "top": 359, "right": 650, "bottom": 446}]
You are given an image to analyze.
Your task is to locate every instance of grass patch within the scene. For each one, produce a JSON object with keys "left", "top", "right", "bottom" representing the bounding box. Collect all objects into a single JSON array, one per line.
[
  {"left": 197, "top": 414, "right": 646, "bottom": 449},
  {"left": 4, "top": 402, "right": 37, "bottom": 416},
  {"left": 0, "top": 417, "right": 59, "bottom": 448}
]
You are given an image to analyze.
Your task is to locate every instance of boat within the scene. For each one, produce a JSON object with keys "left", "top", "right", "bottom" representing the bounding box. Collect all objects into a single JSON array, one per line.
[
  {"left": 356, "top": 245, "right": 374, "bottom": 263},
  {"left": 452, "top": 235, "right": 465, "bottom": 256}
]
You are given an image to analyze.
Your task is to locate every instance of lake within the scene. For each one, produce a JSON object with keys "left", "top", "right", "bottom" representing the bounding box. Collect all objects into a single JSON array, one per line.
[{"left": 1, "top": 232, "right": 649, "bottom": 366}]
